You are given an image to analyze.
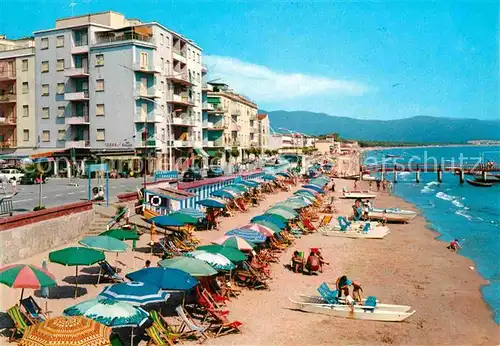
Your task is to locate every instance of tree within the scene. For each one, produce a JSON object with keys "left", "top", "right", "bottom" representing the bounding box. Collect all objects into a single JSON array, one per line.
[{"left": 230, "top": 147, "right": 240, "bottom": 158}]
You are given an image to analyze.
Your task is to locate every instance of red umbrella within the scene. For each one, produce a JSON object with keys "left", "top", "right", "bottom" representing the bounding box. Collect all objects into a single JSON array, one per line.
[{"left": 239, "top": 223, "right": 275, "bottom": 237}]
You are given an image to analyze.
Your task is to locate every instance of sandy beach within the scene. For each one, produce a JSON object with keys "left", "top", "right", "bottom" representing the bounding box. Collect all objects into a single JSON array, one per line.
[{"left": 0, "top": 155, "right": 498, "bottom": 345}]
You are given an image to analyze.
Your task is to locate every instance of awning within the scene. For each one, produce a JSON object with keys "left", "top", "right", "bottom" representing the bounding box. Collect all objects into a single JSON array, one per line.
[
  {"left": 0, "top": 148, "right": 66, "bottom": 159},
  {"left": 30, "top": 149, "right": 66, "bottom": 159},
  {"left": 101, "top": 156, "right": 142, "bottom": 160},
  {"left": 206, "top": 150, "right": 219, "bottom": 157},
  {"left": 194, "top": 148, "right": 209, "bottom": 158},
  {"left": 145, "top": 186, "right": 195, "bottom": 201}
]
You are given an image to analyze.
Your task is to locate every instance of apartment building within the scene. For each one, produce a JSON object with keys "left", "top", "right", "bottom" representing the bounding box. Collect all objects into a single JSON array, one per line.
[
  {"left": 34, "top": 11, "right": 203, "bottom": 170},
  {"left": 256, "top": 113, "right": 269, "bottom": 153},
  {"left": 204, "top": 83, "right": 258, "bottom": 157},
  {"left": 0, "top": 36, "right": 36, "bottom": 153}
]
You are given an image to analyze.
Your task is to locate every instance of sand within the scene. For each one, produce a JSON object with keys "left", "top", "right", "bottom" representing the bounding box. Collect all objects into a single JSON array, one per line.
[{"left": 1, "top": 155, "right": 498, "bottom": 345}]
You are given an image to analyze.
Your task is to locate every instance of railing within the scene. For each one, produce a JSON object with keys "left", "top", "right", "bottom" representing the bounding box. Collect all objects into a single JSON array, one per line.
[
  {"left": 0, "top": 71, "right": 16, "bottom": 80},
  {"left": 66, "top": 115, "right": 90, "bottom": 125},
  {"left": 0, "top": 116, "right": 16, "bottom": 125},
  {"left": 202, "top": 102, "right": 214, "bottom": 111},
  {"left": 202, "top": 121, "right": 213, "bottom": 128},
  {"left": 172, "top": 116, "right": 193, "bottom": 126},
  {"left": 203, "top": 140, "right": 214, "bottom": 147},
  {"left": 231, "top": 140, "right": 241, "bottom": 147},
  {"left": 132, "top": 62, "right": 160, "bottom": 73},
  {"left": 214, "top": 138, "right": 225, "bottom": 147},
  {"left": 65, "top": 67, "right": 89, "bottom": 77},
  {"left": 135, "top": 111, "right": 163, "bottom": 123},
  {"left": 0, "top": 94, "right": 16, "bottom": 102},
  {"left": 135, "top": 86, "right": 162, "bottom": 98},
  {"left": 212, "top": 121, "right": 227, "bottom": 130},
  {"left": 94, "top": 33, "right": 155, "bottom": 45},
  {"left": 64, "top": 91, "right": 89, "bottom": 101},
  {"left": 0, "top": 139, "right": 16, "bottom": 147},
  {"left": 74, "top": 39, "right": 88, "bottom": 47},
  {"left": 172, "top": 49, "right": 186, "bottom": 62},
  {"left": 65, "top": 140, "right": 90, "bottom": 148}
]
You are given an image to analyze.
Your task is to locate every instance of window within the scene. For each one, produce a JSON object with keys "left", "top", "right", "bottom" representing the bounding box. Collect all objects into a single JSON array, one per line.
[
  {"left": 56, "top": 35, "right": 64, "bottom": 47},
  {"left": 197, "top": 72, "right": 200, "bottom": 83},
  {"left": 57, "top": 106, "right": 65, "bottom": 118},
  {"left": 187, "top": 48, "right": 191, "bottom": 59},
  {"left": 197, "top": 53, "right": 200, "bottom": 63},
  {"left": 23, "top": 130, "right": 29, "bottom": 142},
  {"left": 95, "top": 54, "right": 104, "bottom": 66},
  {"left": 56, "top": 83, "right": 65, "bottom": 94},
  {"left": 41, "top": 107, "right": 50, "bottom": 119},
  {"left": 21, "top": 59, "right": 28, "bottom": 71},
  {"left": 41, "top": 130, "right": 50, "bottom": 142},
  {"left": 41, "top": 84, "right": 49, "bottom": 96},
  {"left": 56, "top": 59, "right": 64, "bottom": 71},
  {"left": 160, "top": 58, "right": 164, "bottom": 71},
  {"left": 96, "top": 104, "right": 105, "bottom": 116},
  {"left": 96, "top": 128, "right": 105, "bottom": 141},
  {"left": 22, "top": 82, "right": 28, "bottom": 94},
  {"left": 140, "top": 52, "right": 148, "bottom": 69},
  {"left": 23, "top": 105, "right": 29, "bottom": 117},
  {"left": 96, "top": 79, "right": 104, "bottom": 92},
  {"left": 41, "top": 61, "right": 49, "bottom": 73},
  {"left": 160, "top": 33, "right": 164, "bottom": 45},
  {"left": 57, "top": 130, "right": 66, "bottom": 141},
  {"left": 41, "top": 38, "right": 48, "bottom": 49},
  {"left": 160, "top": 80, "right": 164, "bottom": 91},
  {"left": 166, "top": 36, "right": 169, "bottom": 47}
]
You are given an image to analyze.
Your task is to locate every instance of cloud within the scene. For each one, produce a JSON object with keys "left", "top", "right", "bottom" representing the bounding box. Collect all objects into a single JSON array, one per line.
[{"left": 203, "top": 55, "right": 371, "bottom": 102}]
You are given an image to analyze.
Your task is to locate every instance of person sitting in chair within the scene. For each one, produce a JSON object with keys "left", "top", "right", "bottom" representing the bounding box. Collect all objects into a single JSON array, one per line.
[
  {"left": 305, "top": 251, "right": 321, "bottom": 274},
  {"left": 291, "top": 251, "right": 304, "bottom": 273}
]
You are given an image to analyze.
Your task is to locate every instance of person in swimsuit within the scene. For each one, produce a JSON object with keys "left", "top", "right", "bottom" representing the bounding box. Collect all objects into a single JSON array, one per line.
[
  {"left": 336, "top": 275, "right": 352, "bottom": 298},
  {"left": 447, "top": 239, "right": 462, "bottom": 252},
  {"left": 305, "top": 252, "right": 320, "bottom": 274}
]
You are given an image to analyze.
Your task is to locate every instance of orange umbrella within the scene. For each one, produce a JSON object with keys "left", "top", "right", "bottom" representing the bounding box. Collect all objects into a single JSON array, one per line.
[{"left": 19, "top": 316, "right": 111, "bottom": 346}]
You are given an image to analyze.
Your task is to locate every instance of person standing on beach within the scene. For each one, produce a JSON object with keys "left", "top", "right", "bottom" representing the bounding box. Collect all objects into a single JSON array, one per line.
[
  {"left": 382, "top": 179, "right": 387, "bottom": 192},
  {"left": 330, "top": 179, "right": 336, "bottom": 192},
  {"left": 387, "top": 181, "right": 393, "bottom": 195},
  {"left": 354, "top": 179, "right": 358, "bottom": 190},
  {"left": 376, "top": 179, "right": 381, "bottom": 191}
]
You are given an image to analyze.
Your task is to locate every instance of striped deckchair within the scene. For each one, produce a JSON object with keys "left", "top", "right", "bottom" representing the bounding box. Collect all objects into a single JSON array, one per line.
[{"left": 7, "top": 305, "right": 31, "bottom": 342}]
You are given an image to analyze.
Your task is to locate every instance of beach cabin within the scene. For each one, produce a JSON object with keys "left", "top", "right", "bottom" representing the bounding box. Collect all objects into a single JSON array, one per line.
[{"left": 144, "top": 183, "right": 195, "bottom": 217}]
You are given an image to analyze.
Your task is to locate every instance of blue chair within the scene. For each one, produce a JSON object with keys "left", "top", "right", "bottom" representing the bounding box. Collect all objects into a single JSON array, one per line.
[
  {"left": 362, "top": 223, "right": 371, "bottom": 234},
  {"left": 362, "top": 296, "right": 377, "bottom": 312},
  {"left": 317, "top": 282, "right": 338, "bottom": 304},
  {"left": 337, "top": 217, "right": 351, "bottom": 232},
  {"left": 353, "top": 207, "right": 363, "bottom": 221}
]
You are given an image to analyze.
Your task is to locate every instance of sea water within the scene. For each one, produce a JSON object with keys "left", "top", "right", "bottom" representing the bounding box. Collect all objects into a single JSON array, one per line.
[{"left": 364, "top": 145, "right": 500, "bottom": 324}]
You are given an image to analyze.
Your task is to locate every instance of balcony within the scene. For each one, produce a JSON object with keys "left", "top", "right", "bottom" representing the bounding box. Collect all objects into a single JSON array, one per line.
[
  {"left": 249, "top": 126, "right": 256, "bottom": 133},
  {"left": 65, "top": 140, "right": 90, "bottom": 148},
  {"left": 202, "top": 121, "right": 213, "bottom": 129},
  {"left": 172, "top": 50, "right": 186, "bottom": 63},
  {"left": 167, "top": 94, "right": 194, "bottom": 106},
  {"left": 213, "top": 138, "right": 225, "bottom": 147},
  {"left": 231, "top": 139, "right": 241, "bottom": 147},
  {"left": 94, "top": 33, "right": 155, "bottom": 47},
  {"left": 134, "top": 87, "right": 162, "bottom": 99},
  {"left": 135, "top": 111, "right": 163, "bottom": 123},
  {"left": 135, "top": 139, "right": 158, "bottom": 147},
  {"left": 0, "top": 116, "right": 16, "bottom": 126},
  {"left": 66, "top": 115, "right": 90, "bottom": 125},
  {"left": 132, "top": 62, "right": 161, "bottom": 74},
  {"left": 172, "top": 116, "right": 194, "bottom": 127},
  {"left": 209, "top": 122, "right": 226, "bottom": 131},
  {"left": 208, "top": 105, "right": 226, "bottom": 114},
  {"left": 202, "top": 83, "right": 213, "bottom": 92},
  {"left": 64, "top": 91, "right": 89, "bottom": 101},
  {"left": 0, "top": 71, "right": 16, "bottom": 81},
  {"left": 230, "top": 123, "right": 240, "bottom": 131},
  {"left": 65, "top": 67, "right": 89, "bottom": 78},
  {"left": 232, "top": 108, "right": 241, "bottom": 116},
  {"left": 0, "top": 139, "right": 16, "bottom": 148},
  {"left": 203, "top": 140, "right": 214, "bottom": 148},
  {"left": 202, "top": 102, "right": 214, "bottom": 111},
  {"left": 71, "top": 41, "right": 89, "bottom": 54},
  {"left": 166, "top": 73, "right": 193, "bottom": 86},
  {"left": 0, "top": 94, "right": 16, "bottom": 103}
]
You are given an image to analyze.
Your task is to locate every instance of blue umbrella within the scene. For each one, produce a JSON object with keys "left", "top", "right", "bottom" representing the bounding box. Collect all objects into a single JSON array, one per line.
[
  {"left": 196, "top": 198, "right": 226, "bottom": 208},
  {"left": 211, "top": 189, "right": 238, "bottom": 199},
  {"left": 267, "top": 206, "right": 299, "bottom": 218},
  {"left": 224, "top": 185, "right": 246, "bottom": 193},
  {"left": 149, "top": 214, "right": 187, "bottom": 227},
  {"left": 240, "top": 180, "right": 259, "bottom": 187},
  {"left": 302, "top": 184, "right": 325, "bottom": 194},
  {"left": 251, "top": 214, "right": 288, "bottom": 229},
  {"left": 225, "top": 229, "right": 267, "bottom": 244},
  {"left": 98, "top": 281, "right": 170, "bottom": 306},
  {"left": 262, "top": 174, "right": 276, "bottom": 181},
  {"left": 178, "top": 208, "right": 206, "bottom": 219},
  {"left": 295, "top": 189, "right": 317, "bottom": 197},
  {"left": 125, "top": 267, "right": 198, "bottom": 291}
]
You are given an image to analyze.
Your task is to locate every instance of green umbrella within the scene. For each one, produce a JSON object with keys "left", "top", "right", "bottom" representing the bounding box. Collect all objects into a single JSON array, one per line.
[
  {"left": 262, "top": 212, "right": 289, "bottom": 224},
  {"left": 49, "top": 247, "right": 105, "bottom": 298},
  {"left": 196, "top": 245, "right": 247, "bottom": 263},
  {"left": 169, "top": 212, "right": 199, "bottom": 224},
  {"left": 79, "top": 236, "right": 128, "bottom": 253},
  {"left": 252, "top": 220, "right": 283, "bottom": 233},
  {"left": 266, "top": 207, "right": 298, "bottom": 219},
  {"left": 0, "top": 264, "right": 56, "bottom": 301},
  {"left": 273, "top": 201, "right": 304, "bottom": 210},
  {"left": 224, "top": 185, "right": 246, "bottom": 193},
  {"left": 158, "top": 256, "right": 218, "bottom": 277},
  {"left": 100, "top": 229, "right": 140, "bottom": 241}
]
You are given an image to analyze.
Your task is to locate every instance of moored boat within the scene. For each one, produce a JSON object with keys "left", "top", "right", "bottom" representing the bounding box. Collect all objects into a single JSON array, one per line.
[
  {"left": 472, "top": 174, "right": 500, "bottom": 183},
  {"left": 299, "top": 295, "right": 412, "bottom": 313},
  {"left": 289, "top": 296, "right": 415, "bottom": 322},
  {"left": 361, "top": 174, "right": 376, "bottom": 181},
  {"left": 368, "top": 208, "right": 418, "bottom": 223},
  {"left": 466, "top": 179, "right": 493, "bottom": 187},
  {"left": 322, "top": 227, "right": 389, "bottom": 239},
  {"left": 342, "top": 191, "right": 376, "bottom": 199}
]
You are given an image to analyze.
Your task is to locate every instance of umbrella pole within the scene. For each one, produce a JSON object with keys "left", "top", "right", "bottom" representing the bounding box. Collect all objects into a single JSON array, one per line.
[
  {"left": 74, "top": 265, "right": 78, "bottom": 299},
  {"left": 19, "top": 288, "right": 24, "bottom": 303},
  {"left": 131, "top": 327, "right": 134, "bottom": 345}
]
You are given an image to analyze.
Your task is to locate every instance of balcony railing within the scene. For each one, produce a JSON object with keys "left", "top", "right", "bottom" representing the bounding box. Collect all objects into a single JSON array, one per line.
[
  {"left": 202, "top": 102, "right": 214, "bottom": 111},
  {"left": 65, "top": 140, "right": 90, "bottom": 148},
  {"left": 211, "top": 122, "right": 227, "bottom": 130},
  {"left": 0, "top": 94, "right": 16, "bottom": 103},
  {"left": 132, "top": 62, "right": 161, "bottom": 74},
  {"left": 71, "top": 40, "right": 89, "bottom": 54},
  {"left": 94, "top": 33, "right": 155, "bottom": 46},
  {"left": 0, "top": 71, "right": 16, "bottom": 80},
  {"left": 0, "top": 115, "right": 16, "bottom": 125},
  {"left": 232, "top": 108, "right": 241, "bottom": 116},
  {"left": 64, "top": 91, "right": 89, "bottom": 101},
  {"left": 231, "top": 139, "right": 241, "bottom": 147},
  {"left": 213, "top": 138, "right": 225, "bottom": 147},
  {"left": 172, "top": 50, "right": 186, "bottom": 63},
  {"left": 135, "top": 139, "right": 158, "bottom": 147},
  {"left": 0, "top": 139, "right": 16, "bottom": 148},
  {"left": 134, "top": 87, "right": 162, "bottom": 99},
  {"left": 203, "top": 140, "right": 214, "bottom": 147},
  {"left": 169, "top": 94, "right": 193, "bottom": 105},
  {"left": 135, "top": 111, "right": 163, "bottom": 123},
  {"left": 65, "top": 67, "right": 89, "bottom": 78},
  {"left": 202, "top": 121, "right": 213, "bottom": 129},
  {"left": 166, "top": 71, "right": 191, "bottom": 85},
  {"left": 172, "top": 116, "right": 194, "bottom": 126},
  {"left": 66, "top": 115, "right": 90, "bottom": 125}
]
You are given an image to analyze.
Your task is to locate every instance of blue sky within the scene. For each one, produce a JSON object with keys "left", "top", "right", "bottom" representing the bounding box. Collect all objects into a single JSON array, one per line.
[{"left": 1, "top": 0, "right": 498, "bottom": 120}]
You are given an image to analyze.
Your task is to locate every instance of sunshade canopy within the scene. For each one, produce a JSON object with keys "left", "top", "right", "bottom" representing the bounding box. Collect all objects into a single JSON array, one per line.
[
  {"left": 265, "top": 208, "right": 298, "bottom": 220},
  {"left": 211, "top": 235, "right": 256, "bottom": 251},
  {"left": 177, "top": 208, "right": 205, "bottom": 218},
  {"left": 99, "top": 229, "right": 140, "bottom": 241},
  {"left": 125, "top": 267, "right": 198, "bottom": 290},
  {"left": 184, "top": 250, "right": 235, "bottom": 271},
  {"left": 196, "top": 199, "right": 226, "bottom": 208},
  {"left": 79, "top": 236, "right": 128, "bottom": 253},
  {"left": 98, "top": 281, "right": 170, "bottom": 306},
  {"left": 225, "top": 228, "right": 267, "bottom": 244},
  {"left": 211, "top": 189, "right": 238, "bottom": 199},
  {"left": 239, "top": 223, "right": 275, "bottom": 237},
  {"left": 158, "top": 256, "right": 218, "bottom": 277},
  {"left": 49, "top": 247, "right": 105, "bottom": 266},
  {"left": 302, "top": 184, "right": 325, "bottom": 193},
  {"left": 196, "top": 245, "right": 247, "bottom": 263},
  {"left": 0, "top": 264, "right": 56, "bottom": 289},
  {"left": 251, "top": 214, "right": 288, "bottom": 229}
]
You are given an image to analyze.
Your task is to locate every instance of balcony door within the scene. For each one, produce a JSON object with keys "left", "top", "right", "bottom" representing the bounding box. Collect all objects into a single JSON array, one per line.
[
  {"left": 140, "top": 52, "right": 148, "bottom": 69},
  {"left": 140, "top": 77, "right": 148, "bottom": 94},
  {"left": 141, "top": 103, "right": 148, "bottom": 121}
]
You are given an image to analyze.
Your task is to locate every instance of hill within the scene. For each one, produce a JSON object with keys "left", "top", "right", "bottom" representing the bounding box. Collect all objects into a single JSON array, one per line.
[{"left": 264, "top": 111, "right": 500, "bottom": 143}]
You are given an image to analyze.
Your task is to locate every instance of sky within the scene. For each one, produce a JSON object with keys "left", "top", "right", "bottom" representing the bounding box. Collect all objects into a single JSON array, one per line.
[{"left": 1, "top": 0, "right": 498, "bottom": 121}]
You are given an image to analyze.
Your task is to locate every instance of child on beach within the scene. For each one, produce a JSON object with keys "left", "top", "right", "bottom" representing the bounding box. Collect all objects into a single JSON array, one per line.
[
  {"left": 381, "top": 210, "right": 387, "bottom": 226},
  {"left": 447, "top": 239, "right": 462, "bottom": 252},
  {"left": 352, "top": 280, "right": 363, "bottom": 302}
]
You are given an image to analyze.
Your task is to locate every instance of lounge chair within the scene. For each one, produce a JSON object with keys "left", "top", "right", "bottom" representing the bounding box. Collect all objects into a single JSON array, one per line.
[
  {"left": 317, "top": 215, "right": 332, "bottom": 232},
  {"left": 205, "top": 309, "right": 243, "bottom": 337},
  {"left": 337, "top": 216, "right": 351, "bottom": 232},
  {"left": 20, "top": 296, "right": 47, "bottom": 322},
  {"left": 317, "top": 282, "right": 338, "bottom": 304},
  {"left": 146, "top": 324, "right": 174, "bottom": 346},
  {"left": 98, "top": 260, "right": 125, "bottom": 284},
  {"left": 175, "top": 305, "right": 208, "bottom": 342},
  {"left": 362, "top": 223, "right": 371, "bottom": 234},
  {"left": 149, "top": 311, "right": 181, "bottom": 345},
  {"left": 7, "top": 305, "right": 31, "bottom": 342}
]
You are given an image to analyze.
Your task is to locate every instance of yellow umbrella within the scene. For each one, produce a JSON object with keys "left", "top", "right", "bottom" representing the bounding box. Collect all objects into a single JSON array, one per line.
[{"left": 19, "top": 316, "right": 111, "bottom": 346}]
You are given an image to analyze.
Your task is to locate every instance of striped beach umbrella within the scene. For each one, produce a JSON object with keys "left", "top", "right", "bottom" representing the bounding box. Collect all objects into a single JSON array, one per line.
[
  {"left": 288, "top": 196, "right": 314, "bottom": 205},
  {"left": 302, "top": 184, "right": 325, "bottom": 194},
  {"left": 295, "top": 189, "right": 317, "bottom": 197},
  {"left": 184, "top": 250, "right": 235, "bottom": 271},
  {"left": 240, "top": 223, "right": 275, "bottom": 237},
  {"left": 197, "top": 245, "right": 247, "bottom": 263},
  {"left": 177, "top": 208, "right": 206, "bottom": 219},
  {"left": 98, "top": 282, "right": 170, "bottom": 306},
  {"left": 0, "top": 264, "right": 56, "bottom": 301},
  {"left": 252, "top": 220, "right": 283, "bottom": 233},
  {"left": 225, "top": 228, "right": 267, "bottom": 244},
  {"left": 266, "top": 207, "right": 298, "bottom": 219},
  {"left": 239, "top": 180, "right": 259, "bottom": 188},
  {"left": 212, "top": 235, "right": 256, "bottom": 251},
  {"left": 196, "top": 198, "right": 226, "bottom": 208},
  {"left": 158, "top": 257, "right": 218, "bottom": 277}
]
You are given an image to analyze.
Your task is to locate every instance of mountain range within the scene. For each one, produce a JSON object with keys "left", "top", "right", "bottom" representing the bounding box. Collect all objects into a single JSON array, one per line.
[{"left": 264, "top": 110, "right": 500, "bottom": 143}]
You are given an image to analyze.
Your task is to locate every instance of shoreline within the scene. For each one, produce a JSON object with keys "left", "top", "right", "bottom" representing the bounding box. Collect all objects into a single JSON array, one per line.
[{"left": 359, "top": 143, "right": 499, "bottom": 152}]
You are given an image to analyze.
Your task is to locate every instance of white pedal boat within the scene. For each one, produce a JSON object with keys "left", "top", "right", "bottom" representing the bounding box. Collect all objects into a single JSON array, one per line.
[
  {"left": 322, "top": 227, "right": 389, "bottom": 239},
  {"left": 368, "top": 208, "right": 417, "bottom": 223},
  {"left": 289, "top": 295, "right": 415, "bottom": 322},
  {"left": 342, "top": 191, "right": 376, "bottom": 199}
]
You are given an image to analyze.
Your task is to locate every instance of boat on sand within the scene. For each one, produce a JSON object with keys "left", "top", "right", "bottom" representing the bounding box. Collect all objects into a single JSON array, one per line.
[
  {"left": 342, "top": 191, "right": 376, "bottom": 199},
  {"left": 368, "top": 208, "right": 417, "bottom": 223},
  {"left": 289, "top": 295, "right": 415, "bottom": 322}
]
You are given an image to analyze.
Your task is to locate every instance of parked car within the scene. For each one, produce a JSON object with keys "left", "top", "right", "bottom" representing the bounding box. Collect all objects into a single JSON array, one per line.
[
  {"left": 207, "top": 166, "right": 224, "bottom": 178},
  {"left": 0, "top": 168, "right": 24, "bottom": 182},
  {"left": 182, "top": 168, "right": 202, "bottom": 182},
  {"left": 19, "top": 171, "right": 48, "bottom": 185}
]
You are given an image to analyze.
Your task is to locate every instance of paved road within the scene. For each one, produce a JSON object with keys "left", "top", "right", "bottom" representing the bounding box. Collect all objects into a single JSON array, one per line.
[{"left": 5, "top": 178, "right": 146, "bottom": 214}]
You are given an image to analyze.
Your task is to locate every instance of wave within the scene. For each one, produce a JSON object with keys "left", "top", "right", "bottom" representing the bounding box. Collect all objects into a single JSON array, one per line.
[
  {"left": 452, "top": 200, "right": 465, "bottom": 208},
  {"left": 456, "top": 209, "right": 473, "bottom": 220},
  {"left": 436, "top": 192, "right": 455, "bottom": 201},
  {"left": 421, "top": 181, "right": 440, "bottom": 193}
]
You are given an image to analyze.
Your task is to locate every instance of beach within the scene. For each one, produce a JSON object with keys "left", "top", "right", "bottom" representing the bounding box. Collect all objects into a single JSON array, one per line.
[{"left": 0, "top": 157, "right": 498, "bottom": 345}]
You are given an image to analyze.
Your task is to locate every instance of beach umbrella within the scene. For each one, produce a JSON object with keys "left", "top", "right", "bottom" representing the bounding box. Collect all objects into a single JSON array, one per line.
[
  {"left": 266, "top": 207, "right": 298, "bottom": 219},
  {"left": 99, "top": 229, "right": 140, "bottom": 241},
  {"left": 0, "top": 264, "right": 56, "bottom": 301},
  {"left": 197, "top": 245, "right": 247, "bottom": 263},
  {"left": 184, "top": 250, "right": 235, "bottom": 271},
  {"left": 275, "top": 201, "right": 305, "bottom": 209},
  {"left": 19, "top": 316, "right": 111, "bottom": 346},
  {"left": 239, "top": 180, "right": 259, "bottom": 188},
  {"left": 150, "top": 213, "right": 198, "bottom": 227},
  {"left": 262, "top": 174, "right": 276, "bottom": 181},
  {"left": 63, "top": 298, "right": 148, "bottom": 344},
  {"left": 239, "top": 223, "right": 275, "bottom": 237},
  {"left": 178, "top": 208, "right": 206, "bottom": 219},
  {"left": 158, "top": 257, "right": 218, "bottom": 277},
  {"left": 293, "top": 193, "right": 317, "bottom": 202},
  {"left": 49, "top": 247, "right": 105, "bottom": 298},
  {"left": 232, "top": 183, "right": 249, "bottom": 191},
  {"left": 125, "top": 267, "right": 198, "bottom": 291},
  {"left": 302, "top": 184, "right": 325, "bottom": 194},
  {"left": 224, "top": 185, "right": 246, "bottom": 193},
  {"left": 276, "top": 172, "right": 291, "bottom": 178},
  {"left": 212, "top": 235, "right": 256, "bottom": 251},
  {"left": 251, "top": 214, "right": 288, "bottom": 229},
  {"left": 269, "top": 205, "right": 299, "bottom": 214},
  {"left": 252, "top": 220, "right": 283, "bottom": 233},
  {"left": 196, "top": 198, "right": 226, "bottom": 208},
  {"left": 309, "top": 178, "right": 328, "bottom": 187},
  {"left": 225, "top": 228, "right": 267, "bottom": 244},
  {"left": 79, "top": 236, "right": 128, "bottom": 253},
  {"left": 288, "top": 196, "right": 314, "bottom": 205},
  {"left": 98, "top": 281, "right": 170, "bottom": 306},
  {"left": 211, "top": 189, "right": 238, "bottom": 199},
  {"left": 295, "top": 189, "right": 317, "bottom": 197}
]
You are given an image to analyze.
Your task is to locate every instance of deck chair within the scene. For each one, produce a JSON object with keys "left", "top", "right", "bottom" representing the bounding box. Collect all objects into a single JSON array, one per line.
[
  {"left": 7, "top": 305, "right": 31, "bottom": 342},
  {"left": 337, "top": 216, "right": 351, "bottom": 232},
  {"left": 146, "top": 324, "right": 174, "bottom": 346},
  {"left": 317, "top": 283, "right": 338, "bottom": 304},
  {"left": 361, "top": 223, "right": 371, "bottom": 234},
  {"left": 20, "top": 296, "right": 47, "bottom": 322},
  {"left": 175, "top": 305, "right": 209, "bottom": 342},
  {"left": 317, "top": 215, "right": 332, "bottom": 232},
  {"left": 98, "top": 260, "right": 125, "bottom": 283},
  {"left": 149, "top": 311, "right": 181, "bottom": 345},
  {"left": 205, "top": 309, "right": 243, "bottom": 338}
]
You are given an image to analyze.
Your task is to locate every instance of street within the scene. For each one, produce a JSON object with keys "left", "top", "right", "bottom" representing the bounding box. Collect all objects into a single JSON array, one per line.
[{"left": 5, "top": 177, "right": 145, "bottom": 214}]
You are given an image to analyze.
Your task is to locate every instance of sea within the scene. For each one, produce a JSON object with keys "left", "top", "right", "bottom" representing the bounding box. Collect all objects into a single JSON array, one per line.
[{"left": 363, "top": 145, "right": 500, "bottom": 324}]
